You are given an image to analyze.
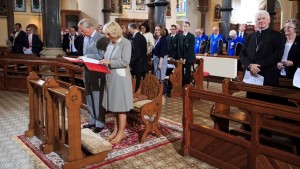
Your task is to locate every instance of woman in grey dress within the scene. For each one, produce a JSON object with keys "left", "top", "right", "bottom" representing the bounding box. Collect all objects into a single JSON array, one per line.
[{"left": 100, "top": 21, "right": 133, "bottom": 144}]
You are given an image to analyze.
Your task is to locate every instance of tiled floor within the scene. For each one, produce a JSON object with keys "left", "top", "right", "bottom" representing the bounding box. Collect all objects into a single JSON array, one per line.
[{"left": 0, "top": 82, "right": 239, "bottom": 169}]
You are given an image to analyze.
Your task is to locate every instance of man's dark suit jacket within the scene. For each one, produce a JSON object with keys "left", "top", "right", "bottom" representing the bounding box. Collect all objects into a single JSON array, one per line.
[
  {"left": 10, "top": 30, "right": 27, "bottom": 54},
  {"left": 178, "top": 32, "right": 195, "bottom": 62},
  {"left": 166, "top": 34, "right": 179, "bottom": 60},
  {"left": 130, "top": 32, "right": 148, "bottom": 73},
  {"left": 62, "top": 33, "right": 78, "bottom": 53},
  {"left": 238, "top": 31, "right": 248, "bottom": 43},
  {"left": 24, "top": 34, "right": 43, "bottom": 55},
  {"left": 240, "top": 28, "right": 285, "bottom": 86},
  {"left": 74, "top": 35, "right": 84, "bottom": 56},
  {"left": 284, "top": 35, "right": 300, "bottom": 79}
]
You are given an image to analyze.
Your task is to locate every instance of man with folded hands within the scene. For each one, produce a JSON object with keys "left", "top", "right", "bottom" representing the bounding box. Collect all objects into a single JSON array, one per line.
[{"left": 78, "top": 19, "right": 109, "bottom": 133}]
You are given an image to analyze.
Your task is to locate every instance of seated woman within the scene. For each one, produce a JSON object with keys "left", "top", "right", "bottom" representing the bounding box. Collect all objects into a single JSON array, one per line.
[
  {"left": 100, "top": 21, "right": 133, "bottom": 144},
  {"left": 277, "top": 19, "right": 300, "bottom": 79}
]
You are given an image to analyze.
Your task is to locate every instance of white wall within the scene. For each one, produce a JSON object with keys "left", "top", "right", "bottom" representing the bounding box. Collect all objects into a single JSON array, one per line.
[
  {"left": 77, "top": 0, "right": 104, "bottom": 25},
  {"left": 61, "top": 0, "right": 78, "bottom": 10}
]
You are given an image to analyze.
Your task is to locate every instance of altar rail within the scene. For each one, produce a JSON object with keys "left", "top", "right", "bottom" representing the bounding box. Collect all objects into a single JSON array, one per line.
[{"left": 25, "top": 72, "right": 111, "bottom": 169}]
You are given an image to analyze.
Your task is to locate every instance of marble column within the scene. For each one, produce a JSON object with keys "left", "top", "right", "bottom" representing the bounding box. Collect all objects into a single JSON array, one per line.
[
  {"left": 153, "top": 0, "right": 169, "bottom": 27},
  {"left": 40, "top": 0, "right": 65, "bottom": 57},
  {"left": 146, "top": 0, "right": 155, "bottom": 33},
  {"left": 102, "top": 0, "right": 111, "bottom": 24},
  {"left": 266, "top": 0, "right": 275, "bottom": 30},
  {"left": 198, "top": 0, "right": 209, "bottom": 29},
  {"left": 6, "top": 0, "right": 14, "bottom": 39},
  {"left": 220, "top": 0, "right": 233, "bottom": 39}
]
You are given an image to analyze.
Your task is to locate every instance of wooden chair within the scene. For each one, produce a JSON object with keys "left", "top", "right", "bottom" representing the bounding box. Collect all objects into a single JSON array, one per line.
[{"left": 129, "top": 73, "right": 163, "bottom": 143}]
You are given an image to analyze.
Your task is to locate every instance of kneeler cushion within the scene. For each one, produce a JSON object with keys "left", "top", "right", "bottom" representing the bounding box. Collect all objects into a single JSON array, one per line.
[
  {"left": 81, "top": 128, "right": 112, "bottom": 154},
  {"left": 133, "top": 99, "right": 153, "bottom": 109}
]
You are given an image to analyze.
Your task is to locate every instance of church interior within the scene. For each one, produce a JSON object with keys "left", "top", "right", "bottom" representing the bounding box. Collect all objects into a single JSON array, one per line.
[{"left": 0, "top": 0, "right": 300, "bottom": 168}]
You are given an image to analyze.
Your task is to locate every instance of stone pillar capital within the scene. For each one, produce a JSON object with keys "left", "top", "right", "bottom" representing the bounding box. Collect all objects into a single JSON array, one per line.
[{"left": 198, "top": 6, "right": 209, "bottom": 14}]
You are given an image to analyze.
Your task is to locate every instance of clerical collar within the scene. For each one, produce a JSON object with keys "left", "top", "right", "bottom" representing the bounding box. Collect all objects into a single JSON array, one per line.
[{"left": 257, "top": 27, "right": 269, "bottom": 33}]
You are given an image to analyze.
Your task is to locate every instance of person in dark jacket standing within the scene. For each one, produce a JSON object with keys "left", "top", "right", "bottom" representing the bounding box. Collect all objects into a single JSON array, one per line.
[{"left": 178, "top": 22, "right": 196, "bottom": 85}]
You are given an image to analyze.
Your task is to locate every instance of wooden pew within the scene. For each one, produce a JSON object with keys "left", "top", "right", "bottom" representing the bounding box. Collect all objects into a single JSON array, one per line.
[
  {"left": 181, "top": 87, "right": 300, "bottom": 169},
  {"left": 192, "top": 58, "right": 204, "bottom": 90},
  {"left": 25, "top": 72, "right": 112, "bottom": 169},
  {"left": 212, "top": 79, "right": 300, "bottom": 154},
  {"left": 0, "top": 56, "right": 83, "bottom": 92},
  {"left": 166, "top": 59, "right": 183, "bottom": 97}
]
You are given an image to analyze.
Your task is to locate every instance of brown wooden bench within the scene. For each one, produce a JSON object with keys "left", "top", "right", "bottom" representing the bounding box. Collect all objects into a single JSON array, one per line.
[
  {"left": 165, "top": 59, "right": 183, "bottom": 97},
  {"left": 0, "top": 56, "right": 83, "bottom": 92},
  {"left": 25, "top": 72, "right": 112, "bottom": 169},
  {"left": 192, "top": 58, "right": 204, "bottom": 90},
  {"left": 211, "top": 79, "right": 300, "bottom": 154},
  {"left": 181, "top": 87, "right": 300, "bottom": 169},
  {"left": 129, "top": 73, "right": 163, "bottom": 143}
]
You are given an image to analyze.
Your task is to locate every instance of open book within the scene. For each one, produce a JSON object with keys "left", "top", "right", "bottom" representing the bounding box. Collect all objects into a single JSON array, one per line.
[{"left": 63, "top": 56, "right": 110, "bottom": 74}]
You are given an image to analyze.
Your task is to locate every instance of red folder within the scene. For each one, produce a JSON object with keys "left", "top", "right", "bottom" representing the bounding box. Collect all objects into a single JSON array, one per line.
[
  {"left": 63, "top": 56, "right": 110, "bottom": 74},
  {"left": 85, "top": 62, "right": 110, "bottom": 74}
]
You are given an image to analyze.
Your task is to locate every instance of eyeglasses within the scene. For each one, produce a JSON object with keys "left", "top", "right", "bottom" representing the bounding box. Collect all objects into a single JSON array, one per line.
[
  {"left": 284, "top": 26, "right": 295, "bottom": 29},
  {"left": 170, "top": 29, "right": 175, "bottom": 30}
]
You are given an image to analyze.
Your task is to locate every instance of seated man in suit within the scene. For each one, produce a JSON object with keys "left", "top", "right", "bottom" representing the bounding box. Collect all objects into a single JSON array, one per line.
[
  {"left": 194, "top": 28, "right": 208, "bottom": 54},
  {"left": 204, "top": 26, "right": 225, "bottom": 56},
  {"left": 23, "top": 26, "right": 43, "bottom": 55},
  {"left": 227, "top": 30, "right": 244, "bottom": 56},
  {"left": 62, "top": 26, "right": 80, "bottom": 56},
  {"left": 9, "top": 23, "right": 27, "bottom": 54}
]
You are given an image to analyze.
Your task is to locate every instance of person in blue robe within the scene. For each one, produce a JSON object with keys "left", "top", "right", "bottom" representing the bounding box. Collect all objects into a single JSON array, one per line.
[{"left": 194, "top": 28, "right": 208, "bottom": 54}]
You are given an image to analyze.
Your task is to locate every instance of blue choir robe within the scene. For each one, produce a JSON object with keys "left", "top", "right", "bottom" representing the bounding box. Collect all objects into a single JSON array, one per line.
[
  {"left": 209, "top": 34, "right": 225, "bottom": 54},
  {"left": 227, "top": 37, "right": 244, "bottom": 56},
  {"left": 194, "top": 34, "right": 208, "bottom": 53}
]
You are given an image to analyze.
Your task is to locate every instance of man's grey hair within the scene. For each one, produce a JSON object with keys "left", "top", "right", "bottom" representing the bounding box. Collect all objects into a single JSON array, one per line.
[
  {"left": 78, "top": 19, "right": 93, "bottom": 29},
  {"left": 128, "top": 22, "right": 137, "bottom": 29},
  {"left": 229, "top": 30, "right": 237, "bottom": 36},
  {"left": 255, "top": 10, "right": 270, "bottom": 21}
]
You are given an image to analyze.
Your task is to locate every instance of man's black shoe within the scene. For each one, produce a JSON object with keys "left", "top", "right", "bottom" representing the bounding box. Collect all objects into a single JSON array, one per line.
[
  {"left": 93, "top": 127, "right": 104, "bottom": 133},
  {"left": 83, "top": 124, "right": 95, "bottom": 129}
]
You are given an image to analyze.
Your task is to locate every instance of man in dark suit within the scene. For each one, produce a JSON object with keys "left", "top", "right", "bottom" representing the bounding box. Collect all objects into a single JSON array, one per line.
[
  {"left": 62, "top": 26, "right": 80, "bottom": 56},
  {"left": 167, "top": 24, "right": 179, "bottom": 60},
  {"left": 128, "top": 22, "right": 148, "bottom": 92},
  {"left": 9, "top": 23, "right": 27, "bottom": 54},
  {"left": 23, "top": 26, "right": 43, "bottom": 55},
  {"left": 74, "top": 29, "right": 84, "bottom": 56},
  {"left": 178, "top": 21, "right": 196, "bottom": 85},
  {"left": 241, "top": 10, "right": 285, "bottom": 86},
  {"left": 240, "top": 10, "right": 285, "bottom": 102},
  {"left": 238, "top": 23, "right": 248, "bottom": 44}
]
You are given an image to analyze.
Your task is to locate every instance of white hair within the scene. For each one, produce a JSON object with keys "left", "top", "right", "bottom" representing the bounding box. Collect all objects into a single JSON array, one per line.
[
  {"left": 255, "top": 10, "right": 270, "bottom": 21},
  {"left": 229, "top": 30, "right": 237, "bottom": 36}
]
